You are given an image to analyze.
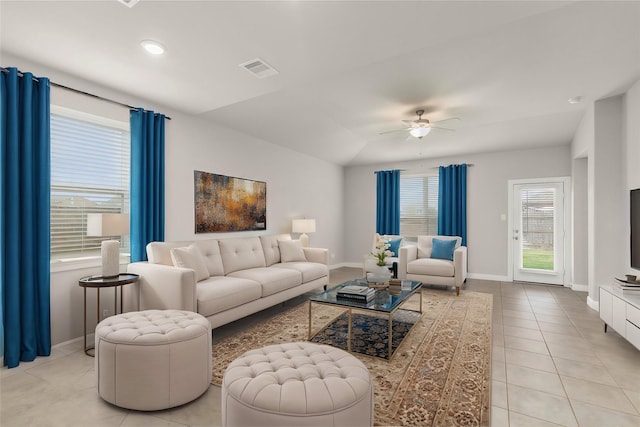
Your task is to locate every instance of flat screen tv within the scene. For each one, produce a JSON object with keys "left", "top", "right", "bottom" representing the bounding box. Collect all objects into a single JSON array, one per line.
[{"left": 632, "top": 189, "right": 640, "bottom": 270}]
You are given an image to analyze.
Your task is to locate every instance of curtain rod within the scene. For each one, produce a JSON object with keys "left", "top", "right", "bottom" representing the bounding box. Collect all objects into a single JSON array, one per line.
[
  {"left": 373, "top": 164, "right": 474, "bottom": 174},
  {"left": 429, "top": 163, "right": 474, "bottom": 169},
  {"left": 374, "top": 169, "right": 406, "bottom": 174},
  {"left": 1, "top": 67, "right": 172, "bottom": 120}
]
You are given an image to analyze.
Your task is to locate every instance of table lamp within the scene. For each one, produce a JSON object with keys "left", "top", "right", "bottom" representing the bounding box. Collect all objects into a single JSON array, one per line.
[
  {"left": 292, "top": 218, "right": 316, "bottom": 247},
  {"left": 87, "top": 213, "right": 129, "bottom": 278}
]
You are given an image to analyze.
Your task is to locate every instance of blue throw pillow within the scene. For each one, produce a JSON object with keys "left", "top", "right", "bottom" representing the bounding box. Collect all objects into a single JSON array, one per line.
[
  {"left": 431, "top": 238, "right": 457, "bottom": 261},
  {"left": 387, "top": 238, "right": 402, "bottom": 257}
]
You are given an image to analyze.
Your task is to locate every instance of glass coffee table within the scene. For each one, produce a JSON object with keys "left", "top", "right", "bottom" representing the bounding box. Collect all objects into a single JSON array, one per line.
[{"left": 308, "top": 278, "right": 422, "bottom": 359}]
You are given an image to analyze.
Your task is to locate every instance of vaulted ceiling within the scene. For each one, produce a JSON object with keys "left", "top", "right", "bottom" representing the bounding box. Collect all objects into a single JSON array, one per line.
[{"left": 2, "top": 1, "right": 639, "bottom": 166}]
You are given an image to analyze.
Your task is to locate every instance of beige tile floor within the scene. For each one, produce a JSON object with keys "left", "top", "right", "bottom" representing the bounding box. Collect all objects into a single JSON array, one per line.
[{"left": 1, "top": 267, "right": 639, "bottom": 426}]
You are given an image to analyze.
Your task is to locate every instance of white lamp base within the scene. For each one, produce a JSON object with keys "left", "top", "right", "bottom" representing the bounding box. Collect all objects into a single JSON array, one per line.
[
  {"left": 101, "top": 240, "right": 121, "bottom": 278},
  {"left": 299, "top": 233, "right": 310, "bottom": 248}
]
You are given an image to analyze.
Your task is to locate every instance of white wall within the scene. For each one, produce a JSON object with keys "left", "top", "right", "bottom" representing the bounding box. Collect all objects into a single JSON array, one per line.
[
  {"left": 344, "top": 145, "right": 572, "bottom": 279},
  {"left": 163, "top": 113, "right": 344, "bottom": 252},
  {"left": 571, "top": 105, "right": 594, "bottom": 160},
  {"left": 571, "top": 105, "right": 595, "bottom": 300},
  {"left": 592, "top": 96, "right": 625, "bottom": 291},
  {"left": 571, "top": 157, "right": 588, "bottom": 289},
  {"left": 573, "top": 95, "right": 626, "bottom": 304},
  {"left": 571, "top": 83, "right": 640, "bottom": 308},
  {"left": 625, "top": 81, "right": 640, "bottom": 272},
  {"left": 5, "top": 55, "right": 344, "bottom": 346}
]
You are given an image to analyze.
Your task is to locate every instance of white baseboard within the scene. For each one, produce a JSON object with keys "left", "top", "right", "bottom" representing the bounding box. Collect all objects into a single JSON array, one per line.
[
  {"left": 587, "top": 295, "right": 599, "bottom": 312},
  {"left": 329, "top": 267, "right": 582, "bottom": 291},
  {"left": 571, "top": 283, "right": 589, "bottom": 292},
  {"left": 52, "top": 335, "right": 84, "bottom": 350},
  {"left": 467, "top": 273, "right": 510, "bottom": 282},
  {"left": 329, "top": 268, "right": 511, "bottom": 282},
  {"left": 330, "top": 262, "right": 361, "bottom": 270}
]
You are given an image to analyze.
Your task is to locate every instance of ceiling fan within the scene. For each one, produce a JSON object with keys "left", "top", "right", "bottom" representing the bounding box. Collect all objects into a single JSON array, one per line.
[{"left": 380, "top": 110, "right": 460, "bottom": 139}]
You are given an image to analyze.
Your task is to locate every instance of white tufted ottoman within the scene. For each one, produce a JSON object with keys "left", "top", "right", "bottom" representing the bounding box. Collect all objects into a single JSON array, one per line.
[
  {"left": 222, "top": 342, "right": 373, "bottom": 427},
  {"left": 95, "top": 310, "right": 211, "bottom": 411}
]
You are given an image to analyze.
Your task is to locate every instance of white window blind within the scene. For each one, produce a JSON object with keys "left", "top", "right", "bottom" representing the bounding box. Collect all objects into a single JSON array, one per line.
[
  {"left": 520, "top": 188, "right": 555, "bottom": 251},
  {"left": 400, "top": 174, "right": 439, "bottom": 238},
  {"left": 50, "top": 108, "right": 130, "bottom": 260}
]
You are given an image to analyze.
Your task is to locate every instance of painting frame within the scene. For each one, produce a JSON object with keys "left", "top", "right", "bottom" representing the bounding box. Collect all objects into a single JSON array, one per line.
[{"left": 194, "top": 170, "right": 267, "bottom": 233}]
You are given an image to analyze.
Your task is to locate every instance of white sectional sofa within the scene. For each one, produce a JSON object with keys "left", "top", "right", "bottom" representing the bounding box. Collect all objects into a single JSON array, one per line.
[{"left": 125, "top": 234, "right": 329, "bottom": 329}]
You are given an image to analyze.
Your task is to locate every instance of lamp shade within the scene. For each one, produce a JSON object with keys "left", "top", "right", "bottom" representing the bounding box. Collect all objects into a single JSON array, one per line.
[
  {"left": 87, "top": 213, "right": 130, "bottom": 237},
  {"left": 87, "top": 213, "right": 129, "bottom": 278},
  {"left": 410, "top": 126, "right": 431, "bottom": 138},
  {"left": 292, "top": 219, "right": 316, "bottom": 234}
]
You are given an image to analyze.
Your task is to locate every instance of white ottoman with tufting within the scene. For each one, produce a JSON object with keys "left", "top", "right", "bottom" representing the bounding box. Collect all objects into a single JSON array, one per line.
[
  {"left": 222, "top": 342, "right": 373, "bottom": 427},
  {"left": 95, "top": 309, "right": 211, "bottom": 411}
]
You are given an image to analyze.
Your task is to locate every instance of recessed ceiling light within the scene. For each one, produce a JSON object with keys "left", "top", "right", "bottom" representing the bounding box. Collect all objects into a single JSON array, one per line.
[
  {"left": 140, "top": 40, "right": 166, "bottom": 55},
  {"left": 568, "top": 96, "right": 582, "bottom": 104}
]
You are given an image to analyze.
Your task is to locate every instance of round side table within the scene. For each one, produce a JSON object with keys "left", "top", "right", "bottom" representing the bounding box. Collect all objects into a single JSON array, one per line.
[{"left": 78, "top": 273, "right": 139, "bottom": 356}]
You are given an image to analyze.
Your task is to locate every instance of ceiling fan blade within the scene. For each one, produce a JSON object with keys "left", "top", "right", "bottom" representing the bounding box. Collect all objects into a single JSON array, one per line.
[
  {"left": 431, "top": 117, "right": 460, "bottom": 125},
  {"left": 401, "top": 120, "right": 416, "bottom": 125},
  {"left": 379, "top": 127, "right": 410, "bottom": 135},
  {"left": 431, "top": 126, "right": 455, "bottom": 131}
]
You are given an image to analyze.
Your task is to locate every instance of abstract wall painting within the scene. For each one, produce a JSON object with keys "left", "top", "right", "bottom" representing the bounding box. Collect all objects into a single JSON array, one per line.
[{"left": 194, "top": 170, "right": 266, "bottom": 233}]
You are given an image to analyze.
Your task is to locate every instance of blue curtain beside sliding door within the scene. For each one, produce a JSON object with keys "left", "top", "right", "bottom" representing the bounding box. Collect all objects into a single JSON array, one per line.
[{"left": 0, "top": 67, "right": 52, "bottom": 368}]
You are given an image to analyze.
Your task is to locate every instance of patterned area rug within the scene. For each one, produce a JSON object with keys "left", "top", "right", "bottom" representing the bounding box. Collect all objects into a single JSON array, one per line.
[
  {"left": 211, "top": 289, "right": 492, "bottom": 426},
  {"left": 310, "top": 309, "right": 421, "bottom": 359}
]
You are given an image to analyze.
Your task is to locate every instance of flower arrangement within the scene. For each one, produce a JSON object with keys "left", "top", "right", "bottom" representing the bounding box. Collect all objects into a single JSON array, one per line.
[{"left": 372, "top": 233, "right": 394, "bottom": 266}]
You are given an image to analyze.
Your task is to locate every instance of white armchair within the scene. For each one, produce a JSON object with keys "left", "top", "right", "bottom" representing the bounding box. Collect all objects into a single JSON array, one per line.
[{"left": 398, "top": 235, "right": 467, "bottom": 296}]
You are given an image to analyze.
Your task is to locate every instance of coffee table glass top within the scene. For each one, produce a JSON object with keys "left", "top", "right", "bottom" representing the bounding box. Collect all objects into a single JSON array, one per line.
[{"left": 310, "top": 278, "right": 422, "bottom": 313}]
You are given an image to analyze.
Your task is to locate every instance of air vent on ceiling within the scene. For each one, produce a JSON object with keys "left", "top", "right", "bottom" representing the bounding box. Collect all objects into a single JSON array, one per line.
[
  {"left": 117, "top": 0, "right": 140, "bottom": 8},
  {"left": 239, "top": 58, "right": 279, "bottom": 79}
]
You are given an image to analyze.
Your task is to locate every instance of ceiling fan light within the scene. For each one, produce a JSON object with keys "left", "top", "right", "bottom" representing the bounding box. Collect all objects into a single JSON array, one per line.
[{"left": 410, "top": 127, "right": 431, "bottom": 138}]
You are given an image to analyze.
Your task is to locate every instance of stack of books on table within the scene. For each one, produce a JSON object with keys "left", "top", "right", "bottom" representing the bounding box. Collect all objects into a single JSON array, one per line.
[
  {"left": 337, "top": 285, "right": 376, "bottom": 302},
  {"left": 388, "top": 279, "right": 403, "bottom": 294},
  {"left": 614, "top": 278, "right": 640, "bottom": 292}
]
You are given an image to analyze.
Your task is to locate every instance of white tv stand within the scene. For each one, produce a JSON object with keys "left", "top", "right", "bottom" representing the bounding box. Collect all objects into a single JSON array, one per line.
[{"left": 599, "top": 283, "right": 640, "bottom": 351}]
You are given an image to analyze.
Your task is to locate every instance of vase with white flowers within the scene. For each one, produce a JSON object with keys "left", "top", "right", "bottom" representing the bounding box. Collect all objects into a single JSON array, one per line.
[{"left": 372, "top": 233, "right": 394, "bottom": 267}]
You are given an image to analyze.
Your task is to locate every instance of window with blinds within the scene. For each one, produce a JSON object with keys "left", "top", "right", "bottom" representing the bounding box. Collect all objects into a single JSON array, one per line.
[
  {"left": 400, "top": 174, "right": 439, "bottom": 238},
  {"left": 50, "top": 107, "right": 130, "bottom": 260},
  {"left": 520, "top": 187, "right": 555, "bottom": 253}
]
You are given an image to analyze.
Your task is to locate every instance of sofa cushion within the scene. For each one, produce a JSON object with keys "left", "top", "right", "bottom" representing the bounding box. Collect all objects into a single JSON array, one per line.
[
  {"left": 147, "top": 241, "right": 193, "bottom": 265},
  {"left": 170, "top": 245, "right": 209, "bottom": 282},
  {"left": 431, "top": 238, "right": 457, "bottom": 261},
  {"left": 192, "top": 240, "right": 224, "bottom": 276},
  {"left": 197, "top": 277, "right": 262, "bottom": 317},
  {"left": 272, "top": 262, "right": 328, "bottom": 283},
  {"left": 386, "top": 238, "right": 402, "bottom": 257},
  {"left": 228, "top": 267, "right": 302, "bottom": 297},
  {"left": 260, "top": 234, "right": 291, "bottom": 266},
  {"left": 407, "top": 258, "right": 455, "bottom": 277},
  {"left": 219, "top": 237, "right": 267, "bottom": 275},
  {"left": 373, "top": 234, "right": 401, "bottom": 253},
  {"left": 279, "top": 239, "right": 307, "bottom": 262}
]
